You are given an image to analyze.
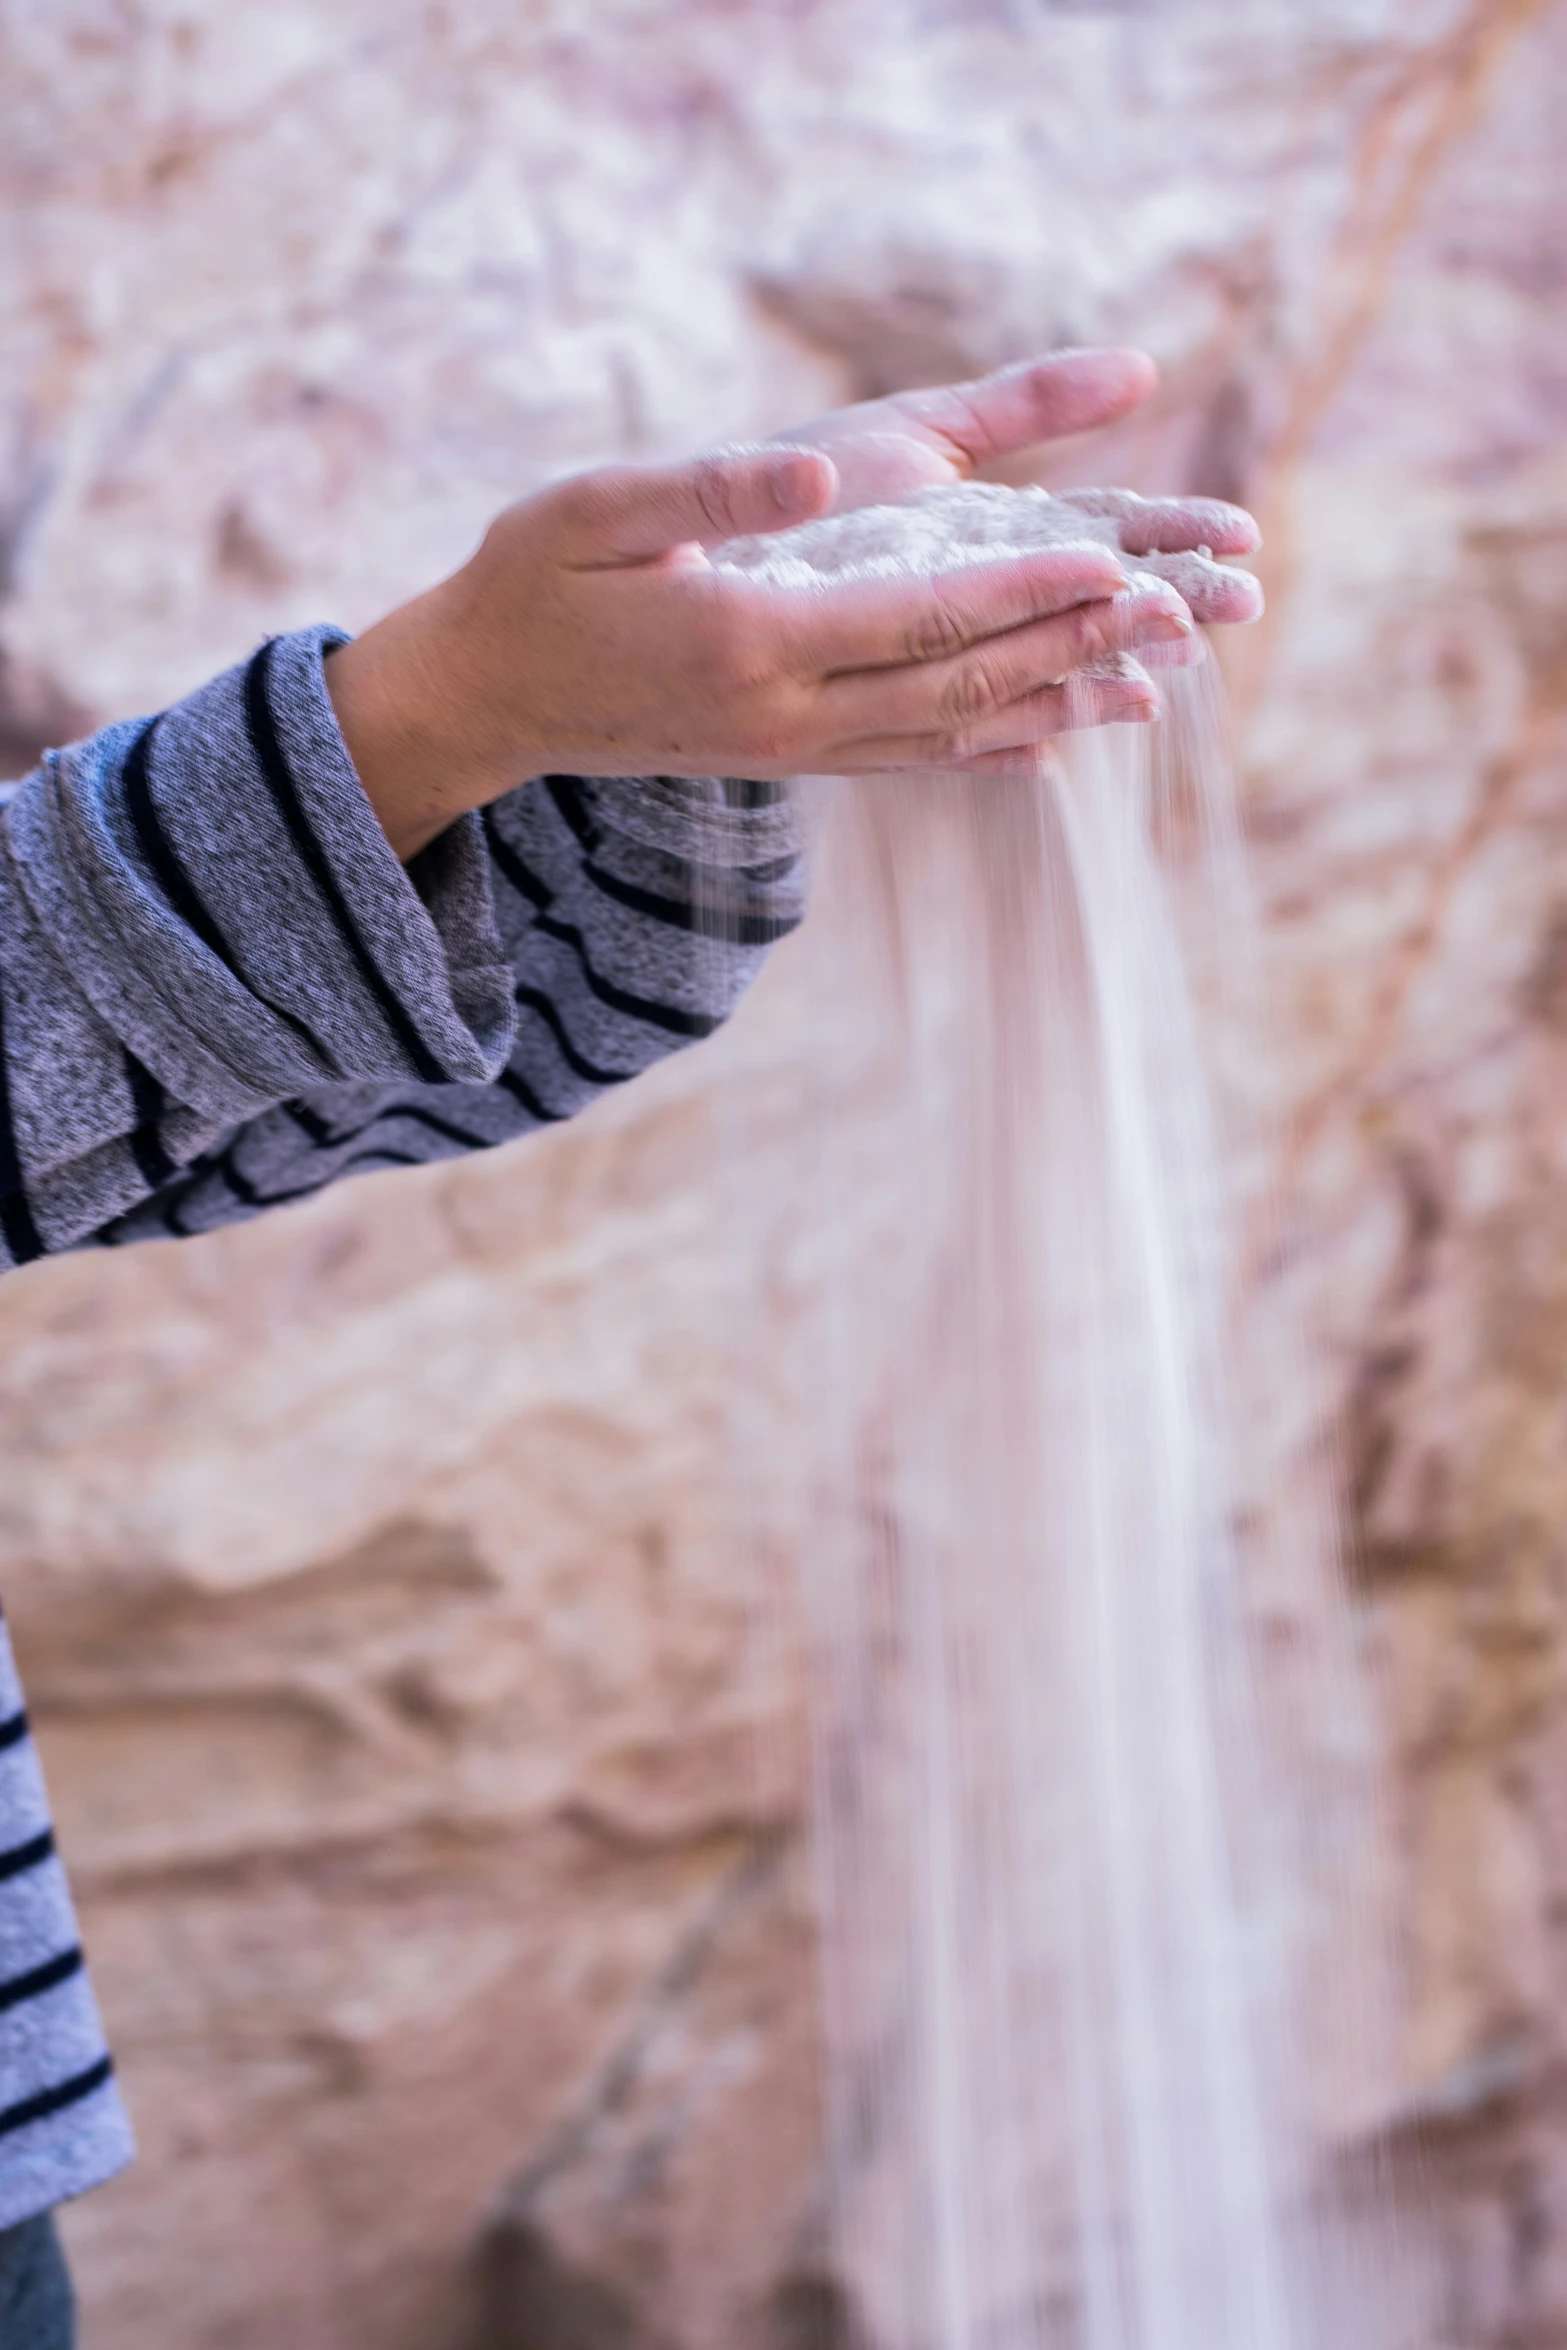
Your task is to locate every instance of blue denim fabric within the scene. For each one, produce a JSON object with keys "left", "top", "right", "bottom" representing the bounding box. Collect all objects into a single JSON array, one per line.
[{"left": 0, "top": 2213, "right": 74, "bottom": 2349}]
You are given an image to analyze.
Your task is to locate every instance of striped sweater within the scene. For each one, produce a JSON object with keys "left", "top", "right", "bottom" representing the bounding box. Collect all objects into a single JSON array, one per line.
[{"left": 0, "top": 622, "right": 805, "bottom": 2228}]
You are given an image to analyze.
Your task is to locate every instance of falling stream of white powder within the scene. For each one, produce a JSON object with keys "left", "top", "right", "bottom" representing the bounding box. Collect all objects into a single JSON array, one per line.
[{"left": 712, "top": 486, "right": 1402, "bottom": 2350}]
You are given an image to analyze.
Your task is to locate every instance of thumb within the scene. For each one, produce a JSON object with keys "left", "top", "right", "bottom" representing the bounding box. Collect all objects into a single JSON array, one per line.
[{"left": 556, "top": 444, "right": 837, "bottom": 562}]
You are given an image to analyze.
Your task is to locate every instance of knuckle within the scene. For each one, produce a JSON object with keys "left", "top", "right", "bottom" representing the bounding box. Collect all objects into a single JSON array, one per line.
[
  {"left": 1073, "top": 604, "right": 1116, "bottom": 664},
  {"left": 689, "top": 456, "right": 740, "bottom": 540},
  {"left": 905, "top": 590, "right": 972, "bottom": 665},
  {"left": 937, "top": 652, "right": 1005, "bottom": 729}
]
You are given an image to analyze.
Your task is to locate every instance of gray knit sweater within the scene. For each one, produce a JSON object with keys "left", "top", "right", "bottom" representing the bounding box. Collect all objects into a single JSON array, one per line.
[{"left": 0, "top": 623, "right": 804, "bottom": 2229}]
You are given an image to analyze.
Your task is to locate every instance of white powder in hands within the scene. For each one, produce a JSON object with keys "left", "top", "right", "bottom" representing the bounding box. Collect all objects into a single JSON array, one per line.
[{"left": 716, "top": 479, "right": 1205, "bottom": 688}]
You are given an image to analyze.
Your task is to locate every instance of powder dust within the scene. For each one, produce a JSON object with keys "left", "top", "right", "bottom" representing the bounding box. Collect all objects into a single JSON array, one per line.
[{"left": 710, "top": 487, "right": 1406, "bottom": 2350}]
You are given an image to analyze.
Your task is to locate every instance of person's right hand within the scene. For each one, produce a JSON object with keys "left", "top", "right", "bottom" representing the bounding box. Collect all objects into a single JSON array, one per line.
[{"left": 326, "top": 442, "right": 1201, "bottom": 862}]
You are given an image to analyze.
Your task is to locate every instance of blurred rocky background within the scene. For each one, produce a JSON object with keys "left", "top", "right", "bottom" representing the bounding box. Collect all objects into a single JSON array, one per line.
[{"left": 2, "top": 0, "right": 1566, "bottom": 2342}]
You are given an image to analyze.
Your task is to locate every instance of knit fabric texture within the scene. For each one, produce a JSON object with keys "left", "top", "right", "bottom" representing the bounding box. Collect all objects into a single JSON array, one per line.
[{"left": 0, "top": 625, "right": 803, "bottom": 2224}]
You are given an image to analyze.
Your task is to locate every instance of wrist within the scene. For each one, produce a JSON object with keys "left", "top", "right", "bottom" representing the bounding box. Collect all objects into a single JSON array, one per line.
[{"left": 325, "top": 583, "right": 541, "bottom": 861}]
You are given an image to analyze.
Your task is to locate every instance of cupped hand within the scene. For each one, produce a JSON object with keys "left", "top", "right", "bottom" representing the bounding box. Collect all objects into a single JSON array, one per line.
[
  {"left": 326, "top": 351, "right": 1264, "bottom": 860},
  {"left": 777, "top": 350, "right": 1262, "bottom": 628},
  {"left": 327, "top": 438, "right": 1198, "bottom": 858}
]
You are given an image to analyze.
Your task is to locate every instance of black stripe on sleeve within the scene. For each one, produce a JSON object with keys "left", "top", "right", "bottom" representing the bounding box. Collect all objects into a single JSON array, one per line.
[
  {"left": 238, "top": 1147, "right": 426, "bottom": 1211},
  {"left": 120, "top": 719, "right": 223, "bottom": 966},
  {"left": 148, "top": 1086, "right": 483, "bottom": 1234},
  {"left": 121, "top": 718, "right": 337, "bottom": 1073},
  {"left": 0, "top": 1828, "right": 55, "bottom": 1885},
  {"left": 158, "top": 1140, "right": 432, "bottom": 1237},
  {"left": 279, "top": 1097, "right": 497, "bottom": 1158},
  {"left": 536, "top": 913, "right": 718, "bottom": 1042},
  {"left": 383, "top": 1102, "right": 510, "bottom": 1151},
  {"left": 482, "top": 807, "right": 549, "bottom": 909},
  {"left": 736, "top": 851, "right": 803, "bottom": 886},
  {"left": 290, "top": 1084, "right": 554, "bottom": 1149},
  {"left": 196, "top": 1150, "right": 259, "bottom": 1211},
  {"left": 0, "top": 1945, "right": 84, "bottom": 2014},
  {"left": 142, "top": 1161, "right": 239, "bottom": 1241},
  {"left": 495, "top": 1066, "right": 567, "bottom": 1126},
  {"left": 542, "top": 775, "right": 599, "bottom": 849},
  {"left": 513, "top": 986, "right": 634, "bottom": 1087},
  {"left": 720, "top": 777, "right": 789, "bottom": 810},
  {"left": 0, "top": 2054, "right": 114, "bottom": 2143},
  {"left": 122, "top": 1048, "right": 176, "bottom": 1188},
  {"left": 243, "top": 641, "right": 447, "bottom": 1084},
  {"left": 577, "top": 855, "right": 800, "bottom": 947},
  {"left": 0, "top": 970, "right": 44, "bottom": 1266},
  {"left": 159, "top": 1128, "right": 327, "bottom": 1231},
  {"left": 279, "top": 1098, "right": 333, "bottom": 1147},
  {"left": 481, "top": 815, "right": 719, "bottom": 1042},
  {"left": 544, "top": 775, "right": 799, "bottom": 945},
  {"left": 0, "top": 1708, "right": 31, "bottom": 1754}
]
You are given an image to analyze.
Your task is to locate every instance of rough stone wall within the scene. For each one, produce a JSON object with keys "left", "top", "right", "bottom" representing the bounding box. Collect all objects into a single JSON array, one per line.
[{"left": 1, "top": 1, "right": 1565, "bottom": 2343}]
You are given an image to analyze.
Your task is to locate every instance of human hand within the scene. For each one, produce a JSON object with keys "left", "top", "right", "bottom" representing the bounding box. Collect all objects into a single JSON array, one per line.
[
  {"left": 326, "top": 438, "right": 1200, "bottom": 860},
  {"left": 775, "top": 348, "right": 1263, "bottom": 630}
]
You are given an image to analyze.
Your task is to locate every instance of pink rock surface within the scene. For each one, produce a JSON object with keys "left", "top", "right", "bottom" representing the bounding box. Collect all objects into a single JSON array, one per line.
[{"left": 1, "top": 1, "right": 1565, "bottom": 2342}]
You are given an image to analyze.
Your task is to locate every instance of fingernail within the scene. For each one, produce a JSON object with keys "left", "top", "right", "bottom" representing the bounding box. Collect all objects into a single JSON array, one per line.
[
  {"left": 1135, "top": 608, "right": 1193, "bottom": 645},
  {"left": 773, "top": 451, "right": 834, "bottom": 516},
  {"left": 773, "top": 464, "right": 807, "bottom": 513}
]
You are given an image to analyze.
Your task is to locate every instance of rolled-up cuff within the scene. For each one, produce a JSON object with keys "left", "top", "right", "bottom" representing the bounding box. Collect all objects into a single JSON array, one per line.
[{"left": 4, "top": 626, "right": 516, "bottom": 1128}]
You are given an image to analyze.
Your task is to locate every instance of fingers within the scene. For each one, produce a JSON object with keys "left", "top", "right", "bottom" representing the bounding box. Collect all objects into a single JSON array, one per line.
[
  {"left": 1133, "top": 549, "right": 1264, "bottom": 624},
  {"left": 1139, "top": 634, "right": 1205, "bottom": 669},
  {"left": 1049, "top": 487, "right": 1265, "bottom": 623},
  {"left": 820, "top": 581, "right": 1191, "bottom": 746},
  {"left": 889, "top": 348, "right": 1159, "bottom": 468},
  {"left": 1054, "top": 486, "right": 1261, "bottom": 558},
  {"left": 551, "top": 446, "right": 838, "bottom": 561},
  {"left": 946, "top": 745, "right": 1068, "bottom": 775},
  {"left": 785, "top": 544, "right": 1131, "bottom": 674},
  {"left": 824, "top": 670, "right": 1160, "bottom": 770}
]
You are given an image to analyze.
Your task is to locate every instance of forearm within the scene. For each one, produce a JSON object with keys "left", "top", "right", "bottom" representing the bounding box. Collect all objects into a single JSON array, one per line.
[
  {"left": 0, "top": 619, "right": 805, "bottom": 1267},
  {"left": 83, "top": 770, "right": 804, "bottom": 1249},
  {"left": 0, "top": 628, "right": 515, "bottom": 1267},
  {"left": 323, "top": 578, "right": 523, "bottom": 863}
]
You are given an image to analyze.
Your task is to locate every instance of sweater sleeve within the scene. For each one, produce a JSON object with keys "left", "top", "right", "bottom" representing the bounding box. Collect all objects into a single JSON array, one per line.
[{"left": 0, "top": 628, "right": 806, "bottom": 1264}]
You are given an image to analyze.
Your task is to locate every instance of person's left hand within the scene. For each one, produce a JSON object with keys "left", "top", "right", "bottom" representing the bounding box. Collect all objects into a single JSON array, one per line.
[{"left": 775, "top": 348, "right": 1263, "bottom": 630}]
